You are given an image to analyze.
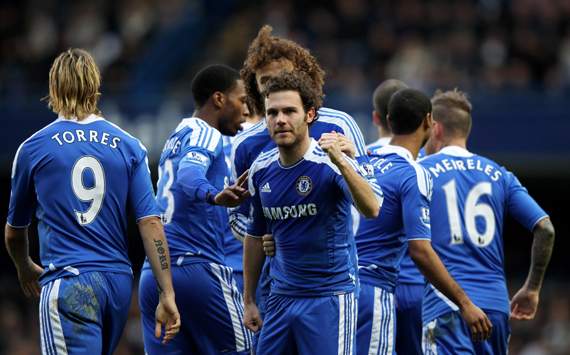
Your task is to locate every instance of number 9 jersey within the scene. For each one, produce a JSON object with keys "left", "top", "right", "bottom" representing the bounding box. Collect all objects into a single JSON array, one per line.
[
  {"left": 419, "top": 146, "right": 548, "bottom": 322},
  {"left": 7, "top": 115, "right": 160, "bottom": 286}
]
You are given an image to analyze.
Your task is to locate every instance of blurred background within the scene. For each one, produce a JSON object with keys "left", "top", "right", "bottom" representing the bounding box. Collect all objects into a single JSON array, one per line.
[{"left": 0, "top": 0, "right": 568, "bottom": 354}]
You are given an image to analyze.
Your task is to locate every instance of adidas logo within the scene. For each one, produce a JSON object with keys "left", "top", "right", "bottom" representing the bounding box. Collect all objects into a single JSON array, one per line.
[{"left": 261, "top": 182, "right": 271, "bottom": 193}]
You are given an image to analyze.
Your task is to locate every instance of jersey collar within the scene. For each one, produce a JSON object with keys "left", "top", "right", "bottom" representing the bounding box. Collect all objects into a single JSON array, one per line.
[
  {"left": 439, "top": 145, "right": 473, "bottom": 157},
  {"left": 377, "top": 144, "right": 414, "bottom": 161},
  {"left": 56, "top": 114, "right": 105, "bottom": 124}
]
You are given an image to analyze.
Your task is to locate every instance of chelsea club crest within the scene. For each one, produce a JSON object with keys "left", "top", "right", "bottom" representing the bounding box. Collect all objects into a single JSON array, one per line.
[{"left": 295, "top": 176, "right": 312, "bottom": 196}]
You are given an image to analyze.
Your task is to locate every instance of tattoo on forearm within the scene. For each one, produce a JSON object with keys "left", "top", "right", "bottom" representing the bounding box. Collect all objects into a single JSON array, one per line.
[
  {"left": 154, "top": 239, "right": 169, "bottom": 271},
  {"left": 527, "top": 219, "right": 555, "bottom": 290}
]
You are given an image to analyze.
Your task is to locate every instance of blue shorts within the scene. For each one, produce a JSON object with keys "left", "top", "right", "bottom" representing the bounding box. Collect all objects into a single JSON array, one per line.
[
  {"left": 256, "top": 292, "right": 357, "bottom": 355},
  {"left": 233, "top": 270, "right": 244, "bottom": 293},
  {"left": 39, "top": 271, "right": 133, "bottom": 355},
  {"left": 356, "top": 284, "right": 396, "bottom": 355},
  {"left": 395, "top": 282, "right": 423, "bottom": 355},
  {"left": 139, "top": 262, "right": 252, "bottom": 354},
  {"left": 422, "top": 310, "right": 510, "bottom": 355}
]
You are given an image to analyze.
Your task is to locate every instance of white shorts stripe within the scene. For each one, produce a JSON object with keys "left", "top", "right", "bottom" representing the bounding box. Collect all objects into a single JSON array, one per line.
[
  {"left": 210, "top": 263, "right": 247, "bottom": 352},
  {"left": 225, "top": 266, "right": 252, "bottom": 349},
  {"left": 350, "top": 293, "right": 357, "bottom": 354},
  {"left": 386, "top": 292, "right": 395, "bottom": 355},
  {"left": 422, "top": 319, "right": 438, "bottom": 355},
  {"left": 368, "top": 287, "right": 382, "bottom": 355},
  {"left": 43, "top": 282, "right": 56, "bottom": 355},
  {"left": 338, "top": 293, "right": 346, "bottom": 355},
  {"left": 39, "top": 284, "right": 52, "bottom": 355},
  {"left": 48, "top": 279, "right": 68, "bottom": 355}
]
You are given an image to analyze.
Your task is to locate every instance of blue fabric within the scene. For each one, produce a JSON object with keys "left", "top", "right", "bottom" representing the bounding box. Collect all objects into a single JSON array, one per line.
[
  {"left": 139, "top": 262, "right": 252, "bottom": 354},
  {"left": 39, "top": 271, "right": 132, "bottom": 355},
  {"left": 256, "top": 292, "right": 357, "bottom": 355},
  {"left": 7, "top": 116, "right": 159, "bottom": 286},
  {"left": 155, "top": 117, "right": 229, "bottom": 265},
  {"left": 395, "top": 283, "right": 424, "bottom": 355},
  {"left": 356, "top": 283, "right": 396, "bottom": 355},
  {"left": 422, "top": 310, "right": 510, "bottom": 355},
  {"left": 247, "top": 139, "right": 382, "bottom": 297},
  {"left": 420, "top": 147, "right": 548, "bottom": 322},
  {"left": 356, "top": 145, "right": 431, "bottom": 293}
]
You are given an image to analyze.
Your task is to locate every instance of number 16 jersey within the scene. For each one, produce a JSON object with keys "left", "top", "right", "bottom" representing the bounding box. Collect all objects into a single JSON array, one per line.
[
  {"left": 419, "top": 146, "right": 548, "bottom": 322},
  {"left": 7, "top": 115, "right": 160, "bottom": 286}
]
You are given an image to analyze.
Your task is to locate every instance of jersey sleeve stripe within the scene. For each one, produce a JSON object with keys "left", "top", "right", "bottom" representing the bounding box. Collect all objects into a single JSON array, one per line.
[{"left": 318, "top": 108, "right": 367, "bottom": 156}]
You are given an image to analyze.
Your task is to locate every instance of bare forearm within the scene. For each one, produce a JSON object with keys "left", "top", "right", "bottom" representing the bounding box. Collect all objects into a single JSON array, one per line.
[
  {"left": 525, "top": 218, "right": 555, "bottom": 291},
  {"left": 409, "top": 240, "right": 471, "bottom": 309},
  {"left": 5, "top": 225, "right": 31, "bottom": 268},
  {"left": 139, "top": 217, "right": 175, "bottom": 295},
  {"left": 243, "top": 236, "right": 265, "bottom": 304},
  {"left": 337, "top": 161, "right": 379, "bottom": 218}
]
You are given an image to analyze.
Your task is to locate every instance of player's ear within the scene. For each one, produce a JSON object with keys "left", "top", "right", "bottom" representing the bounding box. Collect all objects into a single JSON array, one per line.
[
  {"left": 372, "top": 111, "right": 381, "bottom": 126},
  {"left": 306, "top": 107, "right": 316, "bottom": 124},
  {"left": 212, "top": 92, "right": 225, "bottom": 109}
]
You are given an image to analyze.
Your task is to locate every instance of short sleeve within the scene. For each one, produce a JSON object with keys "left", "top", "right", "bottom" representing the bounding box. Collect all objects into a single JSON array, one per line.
[
  {"left": 7, "top": 143, "right": 36, "bottom": 227},
  {"left": 246, "top": 166, "right": 268, "bottom": 238},
  {"left": 505, "top": 171, "right": 548, "bottom": 231},
  {"left": 401, "top": 171, "right": 432, "bottom": 241},
  {"left": 128, "top": 144, "right": 161, "bottom": 221},
  {"left": 178, "top": 146, "right": 215, "bottom": 174}
]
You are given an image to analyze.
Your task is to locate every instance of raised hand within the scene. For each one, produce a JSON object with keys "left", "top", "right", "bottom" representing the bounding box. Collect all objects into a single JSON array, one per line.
[{"left": 214, "top": 170, "right": 251, "bottom": 207}]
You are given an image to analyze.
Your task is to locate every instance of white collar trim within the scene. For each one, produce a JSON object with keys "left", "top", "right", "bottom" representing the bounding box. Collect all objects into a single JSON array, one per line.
[
  {"left": 439, "top": 145, "right": 473, "bottom": 157},
  {"left": 57, "top": 114, "right": 104, "bottom": 124},
  {"left": 377, "top": 144, "right": 414, "bottom": 161}
]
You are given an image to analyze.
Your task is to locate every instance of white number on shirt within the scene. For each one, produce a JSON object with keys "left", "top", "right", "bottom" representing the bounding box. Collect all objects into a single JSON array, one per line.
[
  {"left": 71, "top": 156, "right": 105, "bottom": 225},
  {"left": 442, "top": 180, "right": 496, "bottom": 247},
  {"left": 159, "top": 159, "right": 175, "bottom": 224}
]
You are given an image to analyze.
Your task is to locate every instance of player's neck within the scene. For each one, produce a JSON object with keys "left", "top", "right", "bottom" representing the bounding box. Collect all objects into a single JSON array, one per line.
[
  {"left": 279, "top": 135, "right": 311, "bottom": 167},
  {"left": 443, "top": 137, "right": 467, "bottom": 150},
  {"left": 390, "top": 135, "right": 422, "bottom": 159},
  {"left": 378, "top": 126, "right": 392, "bottom": 139},
  {"left": 193, "top": 108, "right": 219, "bottom": 131}
]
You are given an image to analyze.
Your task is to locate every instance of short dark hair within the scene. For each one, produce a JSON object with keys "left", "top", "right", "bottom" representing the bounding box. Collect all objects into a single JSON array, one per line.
[
  {"left": 431, "top": 89, "right": 472, "bottom": 138},
  {"left": 191, "top": 64, "right": 239, "bottom": 107},
  {"left": 372, "top": 79, "right": 408, "bottom": 130},
  {"left": 261, "top": 72, "right": 323, "bottom": 113},
  {"left": 388, "top": 88, "right": 432, "bottom": 135}
]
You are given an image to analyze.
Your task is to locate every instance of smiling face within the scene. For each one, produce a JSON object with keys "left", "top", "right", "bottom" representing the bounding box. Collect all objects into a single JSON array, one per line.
[
  {"left": 218, "top": 80, "right": 247, "bottom": 136},
  {"left": 265, "top": 90, "right": 315, "bottom": 148}
]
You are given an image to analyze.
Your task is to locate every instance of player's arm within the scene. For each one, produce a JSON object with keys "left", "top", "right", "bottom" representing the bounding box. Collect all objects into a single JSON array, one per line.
[
  {"left": 408, "top": 240, "right": 491, "bottom": 341},
  {"left": 402, "top": 172, "right": 491, "bottom": 341},
  {"left": 242, "top": 169, "right": 267, "bottom": 332},
  {"left": 178, "top": 148, "right": 249, "bottom": 207},
  {"left": 5, "top": 143, "right": 42, "bottom": 298},
  {"left": 129, "top": 147, "right": 180, "bottom": 343},
  {"left": 506, "top": 173, "right": 555, "bottom": 320},
  {"left": 320, "top": 134, "right": 381, "bottom": 218},
  {"left": 5, "top": 225, "right": 43, "bottom": 298}
]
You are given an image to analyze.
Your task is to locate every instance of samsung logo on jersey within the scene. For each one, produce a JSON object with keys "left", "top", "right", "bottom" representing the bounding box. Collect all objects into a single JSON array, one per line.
[
  {"left": 428, "top": 158, "right": 502, "bottom": 181},
  {"left": 262, "top": 203, "right": 317, "bottom": 220}
]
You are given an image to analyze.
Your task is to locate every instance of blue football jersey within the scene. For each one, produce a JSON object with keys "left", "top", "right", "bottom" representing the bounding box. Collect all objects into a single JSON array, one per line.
[
  {"left": 356, "top": 145, "right": 432, "bottom": 293},
  {"left": 222, "top": 135, "right": 243, "bottom": 273},
  {"left": 420, "top": 146, "right": 548, "bottom": 321},
  {"left": 7, "top": 115, "right": 159, "bottom": 286},
  {"left": 229, "top": 107, "right": 369, "bottom": 240},
  {"left": 154, "top": 117, "right": 229, "bottom": 266},
  {"left": 247, "top": 139, "right": 383, "bottom": 297}
]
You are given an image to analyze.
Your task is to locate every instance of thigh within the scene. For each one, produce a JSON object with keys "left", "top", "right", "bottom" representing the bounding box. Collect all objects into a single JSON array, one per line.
[
  {"left": 395, "top": 283, "right": 423, "bottom": 355},
  {"left": 256, "top": 294, "right": 296, "bottom": 355},
  {"left": 295, "top": 292, "right": 358, "bottom": 355},
  {"left": 40, "top": 274, "right": 106, "bottom": 355},
  {"left": 422, "top": 312, "right": 475, "bottom": 355},
  {"left": 473, "top": 311, "right": 510, "bottom": 355},
  {"left": 357, "top": 284, "right": 395, "bottom": 355},
  {"left": 139, "top": 268, "right": 194, "bottom": 355},
  {"left": 101, "top": 273, "right": 133, "bottom": 355}
]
